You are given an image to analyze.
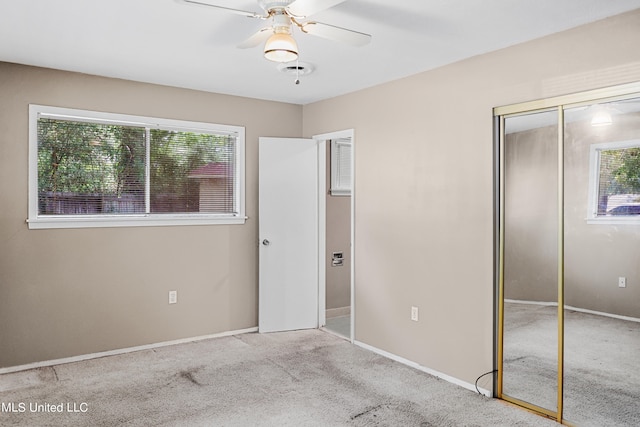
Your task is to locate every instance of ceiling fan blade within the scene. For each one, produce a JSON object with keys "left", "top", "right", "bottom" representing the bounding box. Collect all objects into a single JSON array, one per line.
[
  {"left": 287, "top": 0, "right": 348, "bottom": 17},
  {"left": 179, "top": 0, "right": 263, "bottom": 19},
  {"left": 301, "top": 22, "right": 371, "bottom": 47},
  {"left": 237, "top": 27, "right": 273, "bottom": 49}
]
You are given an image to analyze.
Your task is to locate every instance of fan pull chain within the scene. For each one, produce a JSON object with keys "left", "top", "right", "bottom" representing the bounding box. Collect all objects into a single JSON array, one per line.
[{"left": 295, "top": 58, "right": 300, "bottom": 85}]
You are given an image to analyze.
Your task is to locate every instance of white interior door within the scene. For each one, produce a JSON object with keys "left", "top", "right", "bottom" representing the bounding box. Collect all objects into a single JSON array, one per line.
[{"left": 259, "top": 137, "right": 319, "bottom": 333}]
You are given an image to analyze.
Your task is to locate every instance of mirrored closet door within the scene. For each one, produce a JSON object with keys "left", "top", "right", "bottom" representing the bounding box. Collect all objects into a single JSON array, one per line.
[
  {"left": 501, "top": 109, "right": 559, "bottom": 416},
  {"left": 496, "top": 82, "right": 640, "bottom": 426}
]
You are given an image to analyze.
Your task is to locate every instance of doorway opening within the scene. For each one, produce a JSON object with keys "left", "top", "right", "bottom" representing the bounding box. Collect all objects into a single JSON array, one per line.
[{"left": 314, "top": 130, "right": 354, "bottom": 341}]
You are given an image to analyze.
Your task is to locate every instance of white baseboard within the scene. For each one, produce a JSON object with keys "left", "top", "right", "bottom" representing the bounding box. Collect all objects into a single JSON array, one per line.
[
  {"left": 0, "top": 327, "right": 258, "bottom": 375},
  {"left": 565, "top": 305, "right": 640, "bottom": 323},
  {"left": 326, "top": 306, "right": 350, "bottom": 318},
  {"left": 504, "top": 299, "right": 557, "bottom": 307},
  {"left": 505, "top": 299, "right": 640, "bottom": 323},
  {"left": 354, "top": 340, "right": 492, "bottom": 398}
]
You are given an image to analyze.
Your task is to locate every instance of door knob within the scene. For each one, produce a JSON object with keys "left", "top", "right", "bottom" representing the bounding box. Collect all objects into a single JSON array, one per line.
[{"left": 262, "top": 239, "right": 270, "bottom": 246}]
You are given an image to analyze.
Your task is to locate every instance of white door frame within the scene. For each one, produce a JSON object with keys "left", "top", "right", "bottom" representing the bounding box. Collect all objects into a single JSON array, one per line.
[{"left": 313, "top": 129, "right": 355, "bottom": 342}]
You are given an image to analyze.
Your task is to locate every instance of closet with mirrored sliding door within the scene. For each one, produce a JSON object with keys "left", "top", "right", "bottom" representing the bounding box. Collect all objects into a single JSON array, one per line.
[{"left": 495, "top": 82, "right": 640, "bottom": 426}]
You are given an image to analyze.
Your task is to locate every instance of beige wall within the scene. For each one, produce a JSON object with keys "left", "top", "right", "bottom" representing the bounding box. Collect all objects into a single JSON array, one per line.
[
  {"left": 0, "top": 63, "right": 302, "bottom": 368},
  {"left": 504, "top": 124, "right": 559, "bottom": 304},
  {"left": 325, "top": 143, "right": 351, "bottom": 312},
  {"left": 303, "top": 10, "right": 640, "bottom": 386}
]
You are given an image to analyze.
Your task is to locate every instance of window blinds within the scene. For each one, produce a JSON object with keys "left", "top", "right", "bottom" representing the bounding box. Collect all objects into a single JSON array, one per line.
[{"left": 331, "top": 138, "right": 352, "bottom": 196}]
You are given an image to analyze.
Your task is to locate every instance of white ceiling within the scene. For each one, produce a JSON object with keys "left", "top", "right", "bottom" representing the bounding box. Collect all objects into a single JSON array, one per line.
[{"left": 1, "top": 0, "right": 639, "bottom": 105}]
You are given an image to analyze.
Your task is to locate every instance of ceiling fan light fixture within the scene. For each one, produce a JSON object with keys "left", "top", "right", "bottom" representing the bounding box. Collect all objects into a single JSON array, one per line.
[{"left": 264, "top": 31, "right": 298, "bottom": 63}]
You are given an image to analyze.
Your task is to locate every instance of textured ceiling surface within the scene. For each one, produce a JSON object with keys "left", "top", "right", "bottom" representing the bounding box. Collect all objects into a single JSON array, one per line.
[{"left": 1, "top": 0, "right": 639, "bottom": 104}]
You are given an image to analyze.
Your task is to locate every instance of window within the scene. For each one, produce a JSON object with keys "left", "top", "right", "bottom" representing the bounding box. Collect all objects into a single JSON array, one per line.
[
  {"left": 587, "top": 139, "right": 640, "bottom": 224},
  {"left": 29, "top": 105, "right": 245, "bottom": 229},
  {"left": 330, "top": 138, "right": 352, "bottom": 196}
]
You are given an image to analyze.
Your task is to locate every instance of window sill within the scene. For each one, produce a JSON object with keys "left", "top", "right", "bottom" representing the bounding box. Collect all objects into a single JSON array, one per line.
[
  {"left": 27, "top": 215, "right": 247, "bottom": 229},
  {"left": 586, "top": 217, "right": 640, "bottom": 226}
]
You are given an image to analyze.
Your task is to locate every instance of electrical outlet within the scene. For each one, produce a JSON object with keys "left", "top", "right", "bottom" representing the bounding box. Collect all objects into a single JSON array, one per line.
[
  {"left": 411, "top": 306, "right": 419, "bottom": 322},
  {"left": 618, "top": 277, "right": 627, "bottom": 288},
  {"left": 169, "top": 290, "right": 178, "bottom": 304}
]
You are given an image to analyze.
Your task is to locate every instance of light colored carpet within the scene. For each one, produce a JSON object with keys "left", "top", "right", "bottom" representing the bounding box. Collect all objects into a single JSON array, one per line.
[
  {"left": 0, "top": 329, "right": 558, "bottom": 426},
  {"left": 503, "top": 302, "right": 640, "bottom": 427}
]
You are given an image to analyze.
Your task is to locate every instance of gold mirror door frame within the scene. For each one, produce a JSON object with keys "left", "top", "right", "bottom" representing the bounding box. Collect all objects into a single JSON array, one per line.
[{"left": 495, "top": 81, "right": 640, "bottom": 425}]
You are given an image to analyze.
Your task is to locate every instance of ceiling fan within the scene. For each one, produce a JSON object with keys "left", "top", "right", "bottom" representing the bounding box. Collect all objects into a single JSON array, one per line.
[{"left": 179, "top": 0, "right": 372, "bottom": 63}]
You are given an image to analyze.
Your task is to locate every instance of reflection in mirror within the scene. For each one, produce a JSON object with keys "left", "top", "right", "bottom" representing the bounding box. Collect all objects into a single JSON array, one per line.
[
  {"left": 563, "top": 98, "right": 640, "bottom": 426},
  {"left": 503, "top": 110, "right": 559, "bottom": 413}
]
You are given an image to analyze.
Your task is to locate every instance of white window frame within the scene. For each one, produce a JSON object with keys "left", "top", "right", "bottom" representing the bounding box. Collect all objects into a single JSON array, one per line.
[
  {"left": 28, "top": 104, "right": 246, "bottom": 229},
  {"left": 330, "top": 138, "right": 352, "bottom": 196},
  {"left": 587, "top": 139, "right": 640, "bottom": 225}
]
